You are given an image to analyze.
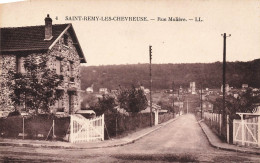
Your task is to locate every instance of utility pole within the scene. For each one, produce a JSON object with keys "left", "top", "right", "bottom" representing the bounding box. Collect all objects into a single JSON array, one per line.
[
  {"left": 200, "top": 83, "right": 203, "bottom": 119},
  {"left": 187, "top": 98, "right": 189, "bottom": 114},
  {"left": 149, "top": 45, "right": 153, "bottom": 127},
  {"left": 172, "top": 81, "right": 175, "bottom": 115},
  {"left": 178, "top": 88, "right": 180, "bottom": 115},
  {"left": 221, "top": 33, "right": 231, "bottom": 135}
]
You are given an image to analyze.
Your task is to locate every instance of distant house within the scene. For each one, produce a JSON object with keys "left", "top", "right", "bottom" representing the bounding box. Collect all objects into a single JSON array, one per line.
[
  {"left": 233, "top": 93, "right": 239, "bottom": 99},
  {"left": 111, "top": 89, "right": 118, "bottom": 94},
  {"left": 99, "top": 88, "right": 108, "bottom": 94},
  {"left": 202, "top": 101, "right": 213, "bottom": 112},
  {"left": 86, "top": 87, "right": 94, "bottom": 93},
  {"left": 114, "top": 106, "right": 129, "bottom": 115},
  {"left": 174, "top": 101, "right": 184, "bottom": 108},
  {"left": 252, "top": 88, "right": 260, "bottom": 96},
  {"left": 179, "top": 86, "right": 183, "bottom": 93},
  {"left": 141, "top": 103, "right": 167, "bottom": 113},
  {"left": 221, "top": 84, "right": 230, "bottom": 93},
  {"left": 242, "top": 84, "right": 248, "bottom": 89},
  {"left": 190, "top": 82, "right": 196, "bottom": 94},
  {"left": 0, "top": 15, "right": 86, "bottom": 115},
  {"left": 144, "top": 88, "right": 150, "bottom": 94},
  {"left": 86, "top": 84, "right": 94, "bottom": 93}
]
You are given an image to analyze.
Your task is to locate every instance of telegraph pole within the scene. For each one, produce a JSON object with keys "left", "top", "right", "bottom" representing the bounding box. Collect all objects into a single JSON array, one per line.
[
  {"left": 178, "top": 88, "right": 180, "bottom": 115},
  {"left": 172, "top": 81, "right": 175, "bottom": 114},
  {"left": 221, "top": 33, "right": 231, "bottom": 134},
  {"left": 200, "top": 83, "right": 203, "bottom": 119},
  {"left": 149, "top": 45, "right": 153, "bottom": 127},
  {"left": 187, "top": 99, "right": 189, "bottom": 114}
]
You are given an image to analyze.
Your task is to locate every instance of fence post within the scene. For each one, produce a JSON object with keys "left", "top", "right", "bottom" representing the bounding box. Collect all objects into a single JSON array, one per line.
[
  {"left": 23, "top": 117, "right": 25, "bottom": 140},
  {"left": 86, "top": 120, "right": 89, "bottom": 142},
  {"left": 70, "top": 115, "right": 73, "bottom": 143},
  {"left": 210, "top": 113, "right": 212, "bottom": 126},
  {"left": 233, "top": 120, "right": 235, "bottom": 144},
  {"left": 53, "top": 120, "right": 55, "bottom": 137},
  {"left": 102, "top": 114, "right": 104, "bottom": 141},
  {"left": 227, "top": 115, "right": 229, "bottom": 143},
  {"left": 219, "top": 114, "right": 222, "bottom": 134},
  {"left": 154, "top": 110, "right": 158, "bottom": 125},
  {"left": 241, "top": 115, "right": 245, "bottom": 146},
  {"left": 258, "top": 116, "right": 260, "bottom": 147}
]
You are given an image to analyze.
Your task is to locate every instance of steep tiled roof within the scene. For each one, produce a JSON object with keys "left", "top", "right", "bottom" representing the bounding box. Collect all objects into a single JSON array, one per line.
[
  {"left": 0, "top": 24, "right": 68, "bottom": 52},
  {"left": 0, "top": 24, "right": 86, "bottom": 63}
]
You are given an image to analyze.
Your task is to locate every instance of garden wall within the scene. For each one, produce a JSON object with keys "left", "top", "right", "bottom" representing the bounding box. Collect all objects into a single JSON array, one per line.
[
  {"left": 0, "top": 115, "right": 70, "bottom": 140},
  {"left": 104, "top": 113, "right": 154, "bottom": 139},
  {"left": 158, "top": 113, "right": 175, "bottom": 124}
]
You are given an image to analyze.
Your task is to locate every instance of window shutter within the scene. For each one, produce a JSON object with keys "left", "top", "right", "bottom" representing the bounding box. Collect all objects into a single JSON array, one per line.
[
  {"left": 17, "top": 57, "right": 25, "bottom": 73},
  {"left": 56, "top": 59, "right": 61, "bottom": 75}
]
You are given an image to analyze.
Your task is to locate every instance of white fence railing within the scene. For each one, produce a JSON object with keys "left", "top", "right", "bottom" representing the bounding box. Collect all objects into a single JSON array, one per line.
[
  {"left": 203, "top": 112, "right": 222, "bottom": 132},
  {"left": 233, "top": 116, "right": 260, "bottom": 147},
  {"left": 70, "top": 114, "right": 104, "bottom": 143},
  {"left": 203, "top": 112, "right": 231, "bottom": 143}
]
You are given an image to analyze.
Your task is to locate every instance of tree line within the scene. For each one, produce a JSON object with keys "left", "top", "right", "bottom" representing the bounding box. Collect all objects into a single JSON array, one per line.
[{"left": 80, "top": 59, "right": 260, "bottom": 91}]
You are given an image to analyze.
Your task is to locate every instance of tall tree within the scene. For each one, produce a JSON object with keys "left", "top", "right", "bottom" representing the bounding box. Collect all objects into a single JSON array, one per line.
[
  {"left": 94, "top": 94, "right": 116, "bottom": 116},
  {"left": 117, "top": 86, "right": 148, "bottom": 113},
  {"left": 8, "top": 54, "right": 63, "bottom": 115}
]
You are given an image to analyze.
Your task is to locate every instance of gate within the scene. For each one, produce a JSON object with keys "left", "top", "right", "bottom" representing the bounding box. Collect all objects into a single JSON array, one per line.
[
  {"left": 70, "top": 114, "right": 104, "bottom": 143},
  {"left": 233, "top": 112, "right": 260, "bottom": 147}
]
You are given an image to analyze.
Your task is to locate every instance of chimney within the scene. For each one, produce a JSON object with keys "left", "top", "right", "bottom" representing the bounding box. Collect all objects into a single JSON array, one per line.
[{"left": 44, "top": 14, "right": 53, "bottom": 40}]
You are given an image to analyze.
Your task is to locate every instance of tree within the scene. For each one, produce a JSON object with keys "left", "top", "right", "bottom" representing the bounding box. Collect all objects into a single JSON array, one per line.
[
  {"left": 158, "top": 101, "right": 174, "bottom": 113},
  {"left": 117, "top": 86, "right": 148, "bottom": 113},
  {"left": 80, "top": 93, "right": 98, "bottom": 110},
  {"left": 212, "top": 88, "right": 260, "bottom": 117},
  {"left": 8, "top": 54, "right": 63, "bottom": 115},
  {"left": 94, "top": 94, "right": 116, "bottom": 116},
  {"left": 226, "top": 88, "right": 260, "bottom": 116}
]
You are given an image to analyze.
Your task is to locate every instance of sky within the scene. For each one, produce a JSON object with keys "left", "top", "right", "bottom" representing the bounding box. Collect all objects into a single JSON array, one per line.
[{"left": 1, "top": 0, "right": 260, "bottom": 66}]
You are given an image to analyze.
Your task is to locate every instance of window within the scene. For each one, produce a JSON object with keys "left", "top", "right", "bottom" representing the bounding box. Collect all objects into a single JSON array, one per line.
[
  {"left": 64, "top": 34, "right": 68, "bottom": 46},
  {"left": 55, "top": 98, "right": 63, "bottom": 112},
  {"left": 54, "top": 57, "right": 62, "bottom": 75},
  {"left": 69, "top": 61, "right": 74, "bottom": 82},
  {"left": 0, "top": 55, "right": 2, "bottom": 76},
  {"left": 17, "top": 56, "right": 25, "bottom": 73}
]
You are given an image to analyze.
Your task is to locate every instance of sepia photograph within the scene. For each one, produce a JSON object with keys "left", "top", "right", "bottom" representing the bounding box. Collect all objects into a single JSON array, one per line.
[{"left": 0, "top": 0, "right": 260, "bottom": 162}]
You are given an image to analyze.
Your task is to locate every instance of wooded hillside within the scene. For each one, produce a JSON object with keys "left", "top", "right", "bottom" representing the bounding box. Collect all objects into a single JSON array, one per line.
[{"left": 80, "top": 59, "right": 260, "bottom": 91}]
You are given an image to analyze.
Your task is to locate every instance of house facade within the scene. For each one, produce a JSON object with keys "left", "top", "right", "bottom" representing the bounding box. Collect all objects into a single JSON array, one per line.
[
  {"left": 202, "top": 101, "right": 213, "bottom": 112},
  {"left": 0, "top": 15, "right": 86, "bottom": 116}
]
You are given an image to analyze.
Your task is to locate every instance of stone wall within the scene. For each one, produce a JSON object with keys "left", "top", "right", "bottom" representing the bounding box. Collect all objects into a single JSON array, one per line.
[
  {"left": 48, "top": 31, "right": 81, "bottom": 115},
  {"left": 0, "top": 54, "right": 16, "bottom": 111}
]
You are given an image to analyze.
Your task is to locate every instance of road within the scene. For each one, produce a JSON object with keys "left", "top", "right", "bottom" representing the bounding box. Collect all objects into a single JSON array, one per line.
[{"left": 1, "top": 114, "right": 260, "bottom": 162}]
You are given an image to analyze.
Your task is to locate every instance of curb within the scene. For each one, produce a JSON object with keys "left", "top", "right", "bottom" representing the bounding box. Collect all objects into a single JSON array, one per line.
[
  {"left": 198, "top": 119, "right": 260, "bottom": 155},
  {"left": 0, "top": 116, "right": 180, "bottom": 149}
]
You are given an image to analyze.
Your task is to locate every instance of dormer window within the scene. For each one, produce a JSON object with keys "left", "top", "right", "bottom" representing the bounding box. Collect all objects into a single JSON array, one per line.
[{"left": 64, "top": 34, "right": 68, "bottom": 46}]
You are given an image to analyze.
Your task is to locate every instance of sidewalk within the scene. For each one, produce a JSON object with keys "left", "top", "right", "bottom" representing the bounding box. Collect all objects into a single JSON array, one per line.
[
  {"left": 0, "top": 116, "right": 180, "bottom": 149},
  {"left": 199, "top": 120, "right": 260, "bottom": 155}
]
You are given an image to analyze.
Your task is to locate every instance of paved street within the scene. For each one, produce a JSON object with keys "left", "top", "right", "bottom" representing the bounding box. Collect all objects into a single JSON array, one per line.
[{"left": 1, "top": 114, "right": 260, "bottom": 162}]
